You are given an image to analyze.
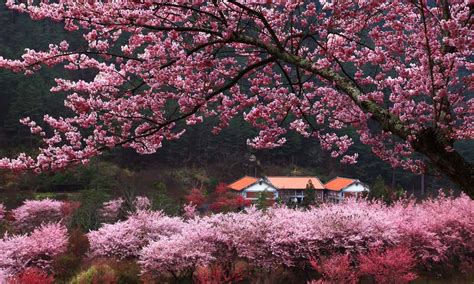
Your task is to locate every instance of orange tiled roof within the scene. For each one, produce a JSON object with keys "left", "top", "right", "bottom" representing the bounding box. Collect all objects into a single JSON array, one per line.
[
  {"left": 228, "top": 176, "right": 258, "bottom": 191},
  {"left": 266, "top": 176, "right": 325, "bottom": 190},
  {"left": 324, "top": 177, "right": 357, "bottom": 191}
]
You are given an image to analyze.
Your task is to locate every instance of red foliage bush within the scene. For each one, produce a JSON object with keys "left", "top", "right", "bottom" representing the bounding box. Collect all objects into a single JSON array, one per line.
[
  {"left": 358, "top": 246, "right": 418, "bottom": 284},
  {"left": 209, "top": 183, "right": 250, "bottom": 213},
  {"left": 309, "top": 254, "right": 357, "bottom": 284},
  {"left": 185, "top": 188, "right": 206, "bottom": 208},
  {"left": 194, "top": 264, "right": 245, "bottom": 284},
  {"left": 8, "top": 267, "right": 54, "bottom": 284},
  {"left": 60, "top": 201, "right": 81, "bottom": 216}
]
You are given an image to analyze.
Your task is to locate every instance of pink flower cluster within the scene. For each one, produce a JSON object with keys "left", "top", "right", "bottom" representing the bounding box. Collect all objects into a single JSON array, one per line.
[
  {"left": 99, "top": 196, "right": 152, "bottom": 223},
  {"left": 99, "top": 197, "right": 125, "bottom": 223},
  {"left": 11, "top": 199, "right": 65, "bottom": 232},
  {"left": 0, "top": 1, "right": 470, "bottom": 186},
  {"left": 0, "top": 223, "right": 68, "bottom": 276},
  {"left": 133, "top": 196, "right": 151, "bottom": 211},
  {"left": 88, "top": 210, "right": 184, "bottom": 259},
  {"left": 86, "top": 194, "right": 473, "bottom": 278}
]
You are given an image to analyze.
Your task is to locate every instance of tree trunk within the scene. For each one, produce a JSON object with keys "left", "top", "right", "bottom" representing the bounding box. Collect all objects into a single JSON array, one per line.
[
  {"left": 413, "top": 128, "right": 474, "bottom": 198},
  {"left": 421, "top": 172, "right": 425, "bottom": 197}
]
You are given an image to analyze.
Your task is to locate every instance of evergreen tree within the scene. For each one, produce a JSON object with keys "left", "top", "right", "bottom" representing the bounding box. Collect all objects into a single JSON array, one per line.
[
  {"left": 370, "top": 175, "right": 388, "bottom": 201},
  {"left": 302, "top": 181, "right": 316, "bottom": 208},
  {"left": 256, "top": 190, "right": 270, "bottom": 211}
]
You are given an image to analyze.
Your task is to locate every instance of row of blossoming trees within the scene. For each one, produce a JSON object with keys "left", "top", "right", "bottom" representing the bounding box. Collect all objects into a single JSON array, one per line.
[{"left": 0, "top": 193, "right": 472, "bottom": 283}]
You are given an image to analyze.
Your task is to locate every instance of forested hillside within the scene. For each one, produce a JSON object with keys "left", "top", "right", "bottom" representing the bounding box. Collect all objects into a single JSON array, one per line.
[{"left": 0, "top": 3, "right": 471, "bottom": 208}]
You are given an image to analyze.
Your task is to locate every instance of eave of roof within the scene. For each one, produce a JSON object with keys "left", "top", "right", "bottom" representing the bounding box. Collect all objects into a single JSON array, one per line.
[
  {"left": 266, "top": 176, "right": 325, "bottom": 190},
  {"left": 227, "top": 176, "right": 258, "bottom": 191},
  {"left": 324, "top": 177, "right": 358, "bottom": 191}
]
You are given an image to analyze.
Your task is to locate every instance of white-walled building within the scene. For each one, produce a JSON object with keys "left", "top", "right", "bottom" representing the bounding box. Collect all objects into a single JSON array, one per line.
[
  {"left": 324, "top": 177, "right": 370, "bottom": 202},
  {"left": 227, "top": 176, "right": 325, "bottom": 204},
  {"left": 266, "top": 176, "right": 324, "bottom": 203},
  {"left": 227, "top": 176, "right": 278, "bottom": 204}
]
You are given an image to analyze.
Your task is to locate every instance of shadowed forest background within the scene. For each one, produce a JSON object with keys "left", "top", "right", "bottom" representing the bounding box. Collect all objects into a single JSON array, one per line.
[{"left": 0, "top": 3, "right": 472, "bottom": 210}]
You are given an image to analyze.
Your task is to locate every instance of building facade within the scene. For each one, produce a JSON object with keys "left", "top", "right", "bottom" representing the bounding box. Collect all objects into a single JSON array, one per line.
[
  {"left": 228, "top": 176, "right": 325, "bottom": 204},
  {"left": 324, "top": 177, "right": 370, "bottom": 202},
  {"left": 266, "top": 176, "right": 325, "bottom": 203}
]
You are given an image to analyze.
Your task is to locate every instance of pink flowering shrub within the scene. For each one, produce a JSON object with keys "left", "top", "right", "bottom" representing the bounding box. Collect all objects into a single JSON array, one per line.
[
  {"left": 0, "top": 270, "right": 8, "bottom": 284},
  {"left": 99, "top": 196, "right": 152, "bottom": 223},
  {"left": 205, "top": 207, "right": 277, "bottom": 268},
  {"left": 133, "top": 196, "right": 151, "bottom": 211},
  {"left": 88, "top": 210, "right": 184, "bottom": 259},
  {"left": 11, "top": 199, "right": 65, "bottom": 232},
  {"left": 359, "top": 246, "right": 418, "bottom": 284},
  {"left": 183, "top": 203, "right": 197, "bottom": 219},
  {"left": 139, "top": 220, "right": 218, "bottom": 278},
  {"left": 85, "top": 194, "right": 473, "bottom": 279},
  {"left": 0, "top": 223, "right": 68, "bottom": 275},
  {"left": 393, "top": 193, "right": 474, "bottom": 268},
  {"left": 98, "top": 197, "right": 125, "bottom": 223}
]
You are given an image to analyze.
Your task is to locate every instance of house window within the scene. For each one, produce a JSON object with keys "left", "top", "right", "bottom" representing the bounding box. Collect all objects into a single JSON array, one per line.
[
  {"left": 343, "top": 192, "right": 356, "bottom": 198},
  {"left": 246, "top": 192, "right": 259, "bottom": 199}
]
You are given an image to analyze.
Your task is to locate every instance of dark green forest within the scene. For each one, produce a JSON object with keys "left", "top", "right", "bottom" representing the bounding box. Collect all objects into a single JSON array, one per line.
[{"left": 0, "top": 3, "right": 472, "bottom": 208}]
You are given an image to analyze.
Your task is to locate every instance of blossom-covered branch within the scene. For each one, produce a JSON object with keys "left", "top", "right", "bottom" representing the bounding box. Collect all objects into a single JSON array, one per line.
[{"left": 0, "top": 1, "right": 472, "bottom": 195}]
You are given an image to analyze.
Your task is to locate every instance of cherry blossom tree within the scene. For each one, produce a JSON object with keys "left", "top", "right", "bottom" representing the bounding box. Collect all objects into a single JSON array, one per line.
[
  {"left": 84, "top": 194, "right": 473, "bottom": 279},
  {"left": 0, "top": 1, "right": 472, "bottom": 195},
  {"left": 99, "top": 197, "right": 125, "bottom": 223},
  {"left": 182, "top": 203, "right": 198, "bottom": 219},
  {"left": 0, "top": 194, "right": 470, "bottom": 281},
  {"left": 0, "top": 223, "right": 68, "bottom": 276},
  {"left": 133, "top": 196, "right": 152, "bottom": 211},
  {"left": 88, "top": 210, "right": 184, "bottom": 259},
  {"left": 139, "top": 220, "right": 218, "bottom": 279},
  {"left": 11, "top": 199, "right": 66, "bottom": 232}
]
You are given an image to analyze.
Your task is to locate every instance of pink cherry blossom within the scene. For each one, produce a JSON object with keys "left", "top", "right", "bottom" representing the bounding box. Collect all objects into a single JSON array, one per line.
[
  {"left": 0, "top": 1, "right": 470, "bottom": 195},
  {"left": 88, "top": 210, "right": 184, "bottom": 259},
  {"left": 0, "top": 223, "right": 67, "bottom": 275},
  {"left": 85, "top": 193, "right": 474, "bottom": 277},
  {"left": 11, "top": 199, "right": 65, "bottom": 232},
  {"left": 99, "top": 197, "right": 125, "bottom": 223},
  {"left": 183, "top": 203, "right": 198, "bottom": 219},
  {"left": 133, "top": 196, "right": 151, "bottom": 211}
]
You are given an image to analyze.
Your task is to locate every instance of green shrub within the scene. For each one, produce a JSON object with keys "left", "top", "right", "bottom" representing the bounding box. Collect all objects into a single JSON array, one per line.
[{"left": 70, "top": 264, "right": 117, "bottom": 284}]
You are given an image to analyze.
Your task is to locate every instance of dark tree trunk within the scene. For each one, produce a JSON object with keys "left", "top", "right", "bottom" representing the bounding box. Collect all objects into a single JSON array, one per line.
[{"left": 413, "top": 128, "right": 474, "bottom": 198}]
